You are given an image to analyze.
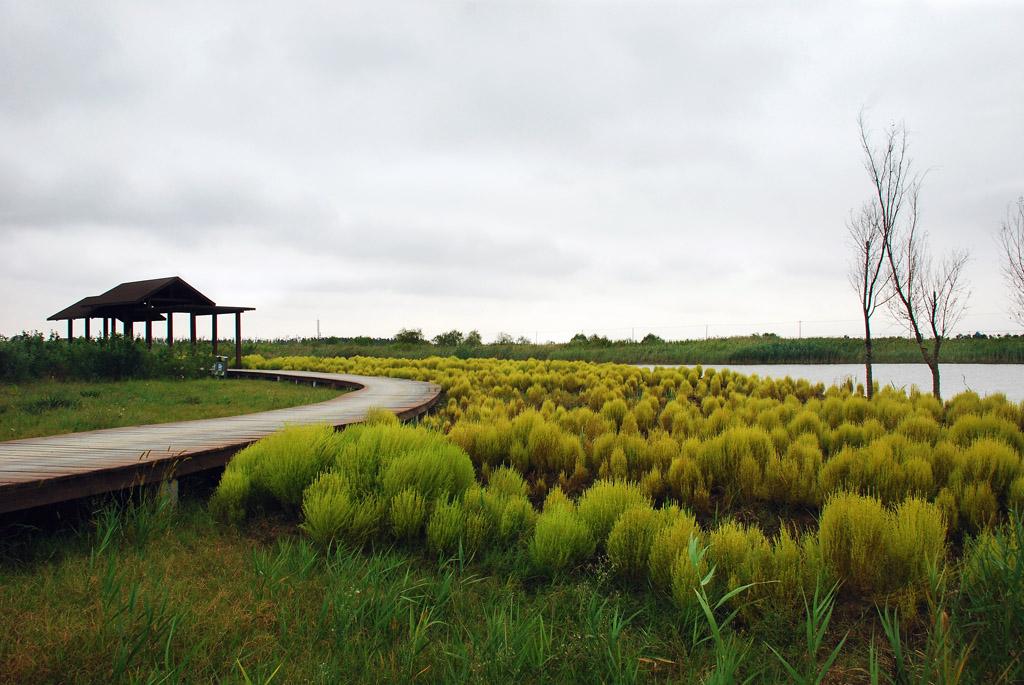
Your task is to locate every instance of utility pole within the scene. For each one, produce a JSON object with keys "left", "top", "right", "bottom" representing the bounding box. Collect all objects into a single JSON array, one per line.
[
  {"left": 317, "top": 319, "right": 320, "bottom": 339},
  {"left": 705, "top": 324, "right": 709, "bottom": 340},
  {"left": 798, "top": 320, "right": 802, "bottom": 339}
]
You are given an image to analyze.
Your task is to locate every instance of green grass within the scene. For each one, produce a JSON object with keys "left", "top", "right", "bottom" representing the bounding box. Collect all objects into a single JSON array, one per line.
[
  {"left": 0, "top": 496, "right": 881, "bottom": 684},
  {"left": 0, "top": 379, "right": 340, "bottom": 441}
]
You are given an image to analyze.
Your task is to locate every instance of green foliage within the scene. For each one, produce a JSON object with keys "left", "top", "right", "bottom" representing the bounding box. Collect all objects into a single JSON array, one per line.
[
  {"left": 818, "top": 493, "right": 945, "bottom": 596},
  {"left": 606, "top": 505, "right": 661, "bottom": 581},
  {"left": 576, "top": 479, "right": 651, "bottom": 547},
  {"left": 299, "top": 472, "right": 353, "bottom": 547},
  {"left": 364, "top": 407, "right": 400, "bottom": 426},
  {"left": 959, "top": 511, "right": 1024, "bottom": 682},
  {"left": 529, "top": 508, "right": 595, "bottom": 576},
  {"left": 648, "top": 508, "right": 702, "bottom": 591},
  {"left": 209, "top": 469, "right": 254, "bottom": 525},
  {"left": 380, "top": 442, "right": 475, "bottom": 501},
  {"left": 250, "top": 424, "right": 340, "bottom": 508},
  {"left": 426, "top": 499, "right": 465, "bottom": 557},
  {"left": 389, "top": 488, "right": 427, "bottom": 542}
]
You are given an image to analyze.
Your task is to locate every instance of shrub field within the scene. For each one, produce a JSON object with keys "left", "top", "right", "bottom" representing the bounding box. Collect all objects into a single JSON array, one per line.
[
  {"left": 3, "top": 354, "right": 1023, "bottom": 682},
  {"left": 210, "top": 354, "right": 1024, "bottom": 681}
]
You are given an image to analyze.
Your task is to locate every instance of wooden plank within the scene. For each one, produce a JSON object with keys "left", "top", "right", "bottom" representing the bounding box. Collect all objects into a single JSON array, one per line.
[{"left": 0, "top": 369, "right": 441, "bottom": 513}]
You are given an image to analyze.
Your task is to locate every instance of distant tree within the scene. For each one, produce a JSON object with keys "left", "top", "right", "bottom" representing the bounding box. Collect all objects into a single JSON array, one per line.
[
  {"left": 463, "top": 330, "right": 483, "bottom": 346},
  {"left": 859, "top": 115, "right": 970, "bottom": 400},
  {"left": 394, "top": 328, "right": 426, "bottom": 345},
  {"left": 515, "top": 335, "right": 532, "bottom": 345},
  {"left": 997, "top": 196, "right": 1024, "bottom": 326},
  {"left": 847, "top": 201, "right": 891, "bottom": 398},
  {"left": 432, "top": 329, "right": 464, "bottom": 346},
  {"left": 569, "top": 333, "right": 589, "bottom": 344},
  {"left": 640, "top": 333, "right": 665, "bottom": 345},
  {"left": 493, "top": 332, "right": 514, "bottom": 345}
]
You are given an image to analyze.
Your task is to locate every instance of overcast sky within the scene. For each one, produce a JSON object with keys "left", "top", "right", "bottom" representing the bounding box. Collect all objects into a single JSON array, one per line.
[{"left": 2, "top": 1, "right": 1022, "bottom": 343}]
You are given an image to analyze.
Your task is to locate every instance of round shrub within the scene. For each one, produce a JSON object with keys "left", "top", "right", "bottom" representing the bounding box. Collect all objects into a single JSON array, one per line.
[
  {"left": 380, "top": 442, "right": 475, "bottom": 501},
  {"left": 708, "top": 520, "right": 770, "bottom": 590},
  {"left": 670, "top": 539, "right": 709, "bottom": 614},
  {"left": 488, "top": 466, "right": 529, "bottom": 498},
  {"left": 890, "top": 497, "right": 946, "bottom": 588},
  {"left": 648, "top": 509, "right": 701, "bottom": 591},
  {"left": 245, "top": 423, "right": 339, "bottom": 510},
  {"left": 299, "top": 471, "right": 354, "bottom": 547},
  {"left": 577, "top": 479, "right": 651, "bottom": 547},
  {"left": 209, "top": 469, "right": 253, "bottom": 525},
  {"left": 427, "top": 499, "right": 465, "bottom": 556},
  {"left": 529, "top": 508, "right": 595, "bottom": 576},
  {"left": 543, "top": 486, "right": 575, "bottom": 514},
  {"left": 390, "top": 488, "right": 427, "bottom": 542},
  {"left": 498, "top": 496, "right": 536, "bottom": 541},
  {"left": 818, "top": 492, "right": 890, "bottom": 593},
  {"left": 606, "top": 505, "right": 660, "bottom": 581},
  {"left": 364, "top": 407, "right": 400, "bottom": 426}
]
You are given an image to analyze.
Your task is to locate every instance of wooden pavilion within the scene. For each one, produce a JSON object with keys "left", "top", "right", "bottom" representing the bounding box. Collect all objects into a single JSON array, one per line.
[{"left": 48, "top": 277, "right": 254, "bottom": 367}]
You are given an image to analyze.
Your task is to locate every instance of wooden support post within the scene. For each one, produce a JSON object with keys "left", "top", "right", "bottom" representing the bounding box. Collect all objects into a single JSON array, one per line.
[
  {"left": 125, "top": 320, "right": 134, "bottom": 339},
  {"left": 145, "top": 320, "right": 153, "bottom": 349},
  {"left": 167, "top": 313, "right": 174, "bottom": 348},
  {"left": 234, "top": 312, "right": 242, "bottom": 368},
  {"left": 190, "top": 314, "right": 197, "bottom": 350},
  {"left": 212, "top": 315, "right": 218, "bottom": 355},
  {"left": 84, "top": 319, "right": 91, "bottom": 340},
  {"left": 67, "top": 319, "right": 73, "bottom": 342},
  {"left": 103, "top": 318, "right": 109, "bottom": 339}
]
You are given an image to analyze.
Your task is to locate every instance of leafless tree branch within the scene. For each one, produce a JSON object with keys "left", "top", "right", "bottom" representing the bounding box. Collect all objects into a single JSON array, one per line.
[{"left": 998, "top": 196, "right": 1024, "bottom": 326}]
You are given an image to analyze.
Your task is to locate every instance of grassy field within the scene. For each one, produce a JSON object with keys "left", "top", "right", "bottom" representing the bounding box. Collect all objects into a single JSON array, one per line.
[
  {"left": 249, "top": 334, "right": 1024, "bottom": 365},
  {"left": 0, "top": 379, "right": 340, "bottom": 441},
  {"left": 0, "top": 497, "right": 890, "bottom": 684},
  {"left": 2, "top": 355, "right": 1023, "bottom": 682}
]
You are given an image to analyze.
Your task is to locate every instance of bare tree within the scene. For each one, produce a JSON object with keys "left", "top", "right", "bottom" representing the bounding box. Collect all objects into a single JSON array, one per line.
[
  {"left": 997, "top": 196, "right": 1024, "bottom": 325},
  {"left": 859, "top": 115, "right": 970, "bottom": 400},
  {"left": 847, "top": 201, "right": 890, "bottom": 398}
]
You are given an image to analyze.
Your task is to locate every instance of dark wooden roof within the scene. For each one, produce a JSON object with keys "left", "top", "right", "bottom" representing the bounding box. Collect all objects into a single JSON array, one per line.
[{"left": 48, "top": 276, "right": 250, "bottom": 321}]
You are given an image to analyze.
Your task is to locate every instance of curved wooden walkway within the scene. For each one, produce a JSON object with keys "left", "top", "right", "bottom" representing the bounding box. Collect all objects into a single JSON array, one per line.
[{"left": 0, "top": 369, "right": 442, "bottom": 514}]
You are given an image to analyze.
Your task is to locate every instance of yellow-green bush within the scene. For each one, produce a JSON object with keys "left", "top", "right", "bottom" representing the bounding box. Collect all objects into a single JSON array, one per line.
[
  {"left": 818, "top": 492, "right": 891, "bottom": 594},
  {"left": 247, "top": 423, "right": 340, "bottom": 509},
  {"left": 426, "top": 499, "right": 465, "bottom": 556},
  {"left": 707, "top": 520, "right": 770, "bottom": 591},
  {"left": 670, "top": 539, "right": 709, "bottom": 614},
  {"left": 818, "top": 492, "right": 944, "bottom": 596},
  {"left": 209, "top": 469, "right": 253, "bottom": 525},
  {"left": 606, "top": 505, "right": 661, "bottom": 581},
  {"left": 299, "top": 471, "right": 353, "bottom": 547},
  {"left": 529, "top": 507, "right": 595, "bottom": 576},
  {"left": 648, "top": 509, "right": 702, "bottom": 591},
  {"left": 576, "top": 479, "right": 651, "bottom": 546},
  {"left": 390, "top": 487, "right": 427, "bottom": 542}
]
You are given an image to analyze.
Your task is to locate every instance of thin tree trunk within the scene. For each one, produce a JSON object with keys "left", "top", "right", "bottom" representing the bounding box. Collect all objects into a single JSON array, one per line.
[{"left": 863, "top": 312, "right": 874, "bottom": 399}]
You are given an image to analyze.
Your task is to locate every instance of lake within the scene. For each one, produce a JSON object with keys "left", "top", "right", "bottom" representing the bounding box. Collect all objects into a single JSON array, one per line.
[{"left": 635, "top": 363, "right": 1024, "bottom": 402}]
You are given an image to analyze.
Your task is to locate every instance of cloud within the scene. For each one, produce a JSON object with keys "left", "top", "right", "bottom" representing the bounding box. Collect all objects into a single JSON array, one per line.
[{"left": 1, "top": 1, "right": 1022, "bottom": 339}]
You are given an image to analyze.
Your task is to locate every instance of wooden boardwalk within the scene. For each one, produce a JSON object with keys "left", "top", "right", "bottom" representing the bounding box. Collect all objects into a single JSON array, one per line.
[{"left": 0, "top": 369, "right": 442, "bottom": 514}]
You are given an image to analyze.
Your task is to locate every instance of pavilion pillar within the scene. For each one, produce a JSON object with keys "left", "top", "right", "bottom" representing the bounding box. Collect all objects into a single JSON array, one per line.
[
  {"left": 125, "top": 320, "right": 134, "bottom": 339},
  {"left": 212, "top": 315, "right": 219, "bottom": 356},
  {"left": 145, "top": 320, "right": 153, "bottom": 349},
  {"left": 67, "top": 319, "right": 73, "bottom": 342},
  {"left": 234, "top": 312, "right": 242, "bottom": 368},
  {"left": 167, "top": 313, "right": 174, "bottom": 348},
  {"left": 103, "top": 318, "right": 109, "bottom": 339},
  {"left": 190, "top": 314, "right": 197, "bottom": 350}
]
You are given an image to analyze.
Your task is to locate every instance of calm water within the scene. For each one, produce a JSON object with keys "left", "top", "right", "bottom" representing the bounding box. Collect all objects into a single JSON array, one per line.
[{"left": 635, "top": 363, "right": 1024, "bottom": 402}]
